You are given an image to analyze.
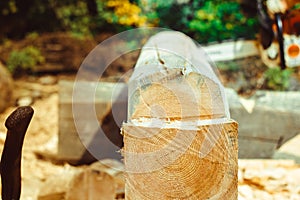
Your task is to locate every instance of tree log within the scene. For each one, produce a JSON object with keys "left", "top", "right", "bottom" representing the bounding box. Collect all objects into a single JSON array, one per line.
[{"left": 122, "top": 31, "right": 238, "bottom": 199}]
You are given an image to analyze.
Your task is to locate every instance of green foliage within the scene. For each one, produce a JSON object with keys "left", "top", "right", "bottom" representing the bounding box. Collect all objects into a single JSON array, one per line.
[
  {"left": 217, "top": 61, "right": 240, "bottom": 72},
  {"left": 0, "top": 0, "right": 17, "bottom": 15},
  {"left": 7, "top": 46, "right": 45, "bottom": 74},
  {"left": 0, "top": 0, "right": 258, "bottom": 44},
  {"left": 55, "top": 1, "right": 92, "bottom": 37},
  {"left": 0, "top": 0, "right": 61, "bottom": 38},
  {"left": 25, "top": 32, "right": 39, "bottom": 40},
  {"left": 264, "top": 67, "right": 293, "bottom": 91},
  {"left": 135, "top": 0, "right": 258, "bottom": 44},
  {"left": 137, "top": 0, "right": 199, "bottom": 31},
  {"left": 188, "top": 1, "right": 258, "bottom": 43},
  {"left": 94, "top": 0, "right": 120, "bottom": 31}
]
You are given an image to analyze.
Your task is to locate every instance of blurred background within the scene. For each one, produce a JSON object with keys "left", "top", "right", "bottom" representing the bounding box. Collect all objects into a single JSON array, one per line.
[
  {"left": 0, "top": 0, "right": 299, "bottom": 199},
  {"left": 0, "top": 0, "right": 258, "bottom": 81},
  {"left": 0, "top": 0, "right": 257, "bottom": 42}
]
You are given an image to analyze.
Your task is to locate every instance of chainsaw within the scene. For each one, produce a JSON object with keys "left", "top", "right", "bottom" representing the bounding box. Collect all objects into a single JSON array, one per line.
[{"left": 259, "top": 0, "right": 300, "bottom": 69}]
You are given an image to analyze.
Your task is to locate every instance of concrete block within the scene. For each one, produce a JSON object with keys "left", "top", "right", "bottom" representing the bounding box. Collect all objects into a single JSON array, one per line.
[
  {"left": 226, "top": 88, "right": 300, "bottom": 158},
  {"left": 273, "top": 133, "right": 300, "bottom": 163},
  {"left": 58, "top": 80, "right": 127, "bottom": 164}
]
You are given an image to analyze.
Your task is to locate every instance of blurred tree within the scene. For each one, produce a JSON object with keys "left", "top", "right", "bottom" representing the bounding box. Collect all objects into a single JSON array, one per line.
[
  {"left": 135, "top": 0, "right": 258, "bottom": 43},
  {"left": 0, "top": 0, "right": 59, "bottom": 39},
  {"left": 95, "top": 0, "right": 148, "bottom": 30},
  {"left": 0, "top": 0, "right": 258, "bottom": 44}
]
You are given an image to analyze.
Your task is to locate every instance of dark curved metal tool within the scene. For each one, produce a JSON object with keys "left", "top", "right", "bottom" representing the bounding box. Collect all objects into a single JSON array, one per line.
[
  {"left": 275, "top": 13, "right": 286, "bottom": 70},
  {"left": 0, "top": 106, "right": 34, "bottom": 200}
]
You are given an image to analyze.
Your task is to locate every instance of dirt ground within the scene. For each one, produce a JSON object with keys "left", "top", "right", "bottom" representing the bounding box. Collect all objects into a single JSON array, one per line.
[
  {"left": 0, "top": 75, "right": 61, "bottom": 199},
  {"left": 0, "top": 74, "right": 298, "bottom": 200}
]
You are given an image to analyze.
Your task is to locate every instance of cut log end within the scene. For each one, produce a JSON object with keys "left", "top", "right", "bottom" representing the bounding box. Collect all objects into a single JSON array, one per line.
[{"left": 122, "top": 121, "right": 238, "bottom": 200}]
